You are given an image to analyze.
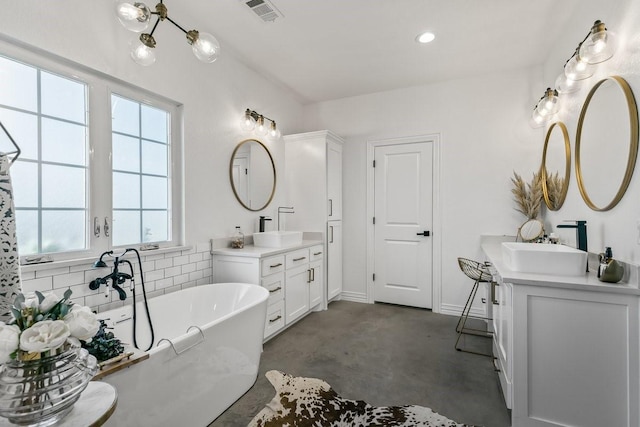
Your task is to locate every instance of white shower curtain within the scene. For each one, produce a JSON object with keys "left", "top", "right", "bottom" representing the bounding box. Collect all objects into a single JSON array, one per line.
[{"left": 0, "top": 154, "right": 21, "bottom": 323}]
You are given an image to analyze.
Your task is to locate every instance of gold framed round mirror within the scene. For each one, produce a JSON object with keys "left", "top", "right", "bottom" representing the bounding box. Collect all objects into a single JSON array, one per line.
[
  {"left": 576, "top": 76, "right": 639, "bottom": 211},
  {"left": 541, "top": 122, "right": 570, "bottom": 211},
  {"left": 229, "top": 139, "right": 276, "bottom": 211},
  {"left": 518, "top": 218, "right": 545, "bottom": 242}
]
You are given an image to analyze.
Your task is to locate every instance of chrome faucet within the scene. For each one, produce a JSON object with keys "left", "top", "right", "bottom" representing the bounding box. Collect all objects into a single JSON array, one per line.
[
  {"left": 277, "top": 207, "right": 294, "bottom": 231},
  {"left": 557, "top": 220, "right": 588, "bottom": 272}
]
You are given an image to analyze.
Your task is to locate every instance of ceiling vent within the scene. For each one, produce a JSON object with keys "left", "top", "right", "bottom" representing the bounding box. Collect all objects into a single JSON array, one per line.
[{"left": 242, "top": 0, "right": 283, "bottom": 23}]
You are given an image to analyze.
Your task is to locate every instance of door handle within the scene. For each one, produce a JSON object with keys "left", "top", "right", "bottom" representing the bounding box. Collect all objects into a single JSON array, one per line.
[{"left": 416, "top": 231, "right": 430, "bottom": 236}]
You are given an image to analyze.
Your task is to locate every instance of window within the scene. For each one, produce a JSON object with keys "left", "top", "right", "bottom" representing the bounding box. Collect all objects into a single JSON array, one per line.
[{"left": 0, "top": 48, "right": 182, "bottom": 262}]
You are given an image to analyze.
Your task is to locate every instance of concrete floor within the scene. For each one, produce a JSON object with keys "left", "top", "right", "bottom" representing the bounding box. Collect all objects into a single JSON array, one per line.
[{"left": 210, "top": 300, "right": 511, "bottom": 427}]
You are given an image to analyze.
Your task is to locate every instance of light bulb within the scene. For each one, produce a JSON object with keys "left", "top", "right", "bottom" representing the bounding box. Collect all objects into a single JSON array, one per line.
[
  {"left": 115, "top": 1, "right": 151, "bottom": 32},
  {"left": 555, "top": 72, "right": 581, "bottom": 94},
  {"left": 269, "top": 122, "right": 281, "bottom": 139},
  {"left": 188, "top": 31, "right": 220, "bottom": 63},
  {"left": 564, "top": 50, "right": 593, "bottom": 81},
  {"left": 579, "top": 20, "right": 615, "bottom": 64},
  {"left": 256, "top": 116, "right": 268, "bottom": 136},
  {"left": 130, "top": 36, "right": 156, "bottom": 66},
  {"left": 240, "top": 110, "right": 256, "bottom": 132}
]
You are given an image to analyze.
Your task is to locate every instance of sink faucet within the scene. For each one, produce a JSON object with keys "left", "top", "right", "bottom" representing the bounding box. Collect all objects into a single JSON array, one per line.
[
  {"left": 557, "top": 220, "right": 588, "bottom": 272},
  {"left": 259, "top": 216, "right": 272, "bottom": 232},
  {"left": 277, "top": 207, "right": 294, "bottom": 231}
]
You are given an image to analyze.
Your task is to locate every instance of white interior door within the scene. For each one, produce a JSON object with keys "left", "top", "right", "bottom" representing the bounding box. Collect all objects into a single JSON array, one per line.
[{"left": 373, "top": 142, "right": 433, "bottom": 308}]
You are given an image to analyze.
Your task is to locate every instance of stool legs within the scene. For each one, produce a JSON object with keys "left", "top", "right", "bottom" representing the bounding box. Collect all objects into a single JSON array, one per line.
[{"left": 455, "top": 279, "right": 493, "bottom": 357}]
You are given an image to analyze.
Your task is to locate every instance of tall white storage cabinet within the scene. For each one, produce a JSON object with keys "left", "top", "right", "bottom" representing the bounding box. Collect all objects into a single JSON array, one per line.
[{"left": 284, "top": 130, "right": 344, "bottom": 303}]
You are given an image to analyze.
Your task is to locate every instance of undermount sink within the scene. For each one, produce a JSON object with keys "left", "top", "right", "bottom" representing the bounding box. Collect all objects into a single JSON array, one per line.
[
  {"left": 501, "top": 242, "right": 588, "bottom": 276},
  {"left": 253, "top": 230, "right": 303, "bottom": 248}
]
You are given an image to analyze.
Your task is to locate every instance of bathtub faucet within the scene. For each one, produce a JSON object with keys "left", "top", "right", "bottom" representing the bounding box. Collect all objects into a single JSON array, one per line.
[{"left": 89, "top": 251, "right": 132, "bottom": 300}]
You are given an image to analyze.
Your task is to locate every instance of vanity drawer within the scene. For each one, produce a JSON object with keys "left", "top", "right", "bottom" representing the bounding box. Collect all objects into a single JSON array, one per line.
[
  {"left": 262, "top": 272, "right": 285, "bottom": 304},
  {"left": 286, "top": 248, "right": 310, "bottom": 269},
  {"left": 264, "top": 300, "right": 285, "bottom": 339},
  {"left": 262, "top": 255, "right": 285, "bottom": 276},
  {"left": 310, "top": 245, "right": 324, "bottom": 261}
]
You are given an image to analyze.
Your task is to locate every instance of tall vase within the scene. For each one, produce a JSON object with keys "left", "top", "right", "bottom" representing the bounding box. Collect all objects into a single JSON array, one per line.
[{"left": 0, "top": 347, "right": 97, "bottom": 426}]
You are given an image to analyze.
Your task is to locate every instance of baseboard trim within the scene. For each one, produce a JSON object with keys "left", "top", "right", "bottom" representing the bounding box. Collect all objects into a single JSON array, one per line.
[{"left": 440, "top": 303, "right": 487, "bottom": 318}]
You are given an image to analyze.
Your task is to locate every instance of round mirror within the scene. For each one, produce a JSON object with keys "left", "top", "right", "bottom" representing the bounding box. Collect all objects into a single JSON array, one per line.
[
  {"left": 518, "top": 219, "right": 545, "bottom": 242},
  {"left": 576, "top": 76, "right": 639, "bottom": 211},
  {"left": 229, "top": 139, "right": 276, "bottom": 211},
  {"left": 541, "top": 122, "right": 570, "bottom": 211}
]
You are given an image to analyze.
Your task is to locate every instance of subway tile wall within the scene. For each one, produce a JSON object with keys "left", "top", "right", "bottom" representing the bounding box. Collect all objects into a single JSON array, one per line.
[{"left": 19, "top": 243, "right": 213, "bottom": 313}]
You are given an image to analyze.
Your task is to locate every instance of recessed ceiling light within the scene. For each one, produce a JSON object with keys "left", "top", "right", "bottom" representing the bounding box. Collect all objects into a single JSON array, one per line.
[{"left": 416, "top": 32, "right": 435, "bottom": 44}]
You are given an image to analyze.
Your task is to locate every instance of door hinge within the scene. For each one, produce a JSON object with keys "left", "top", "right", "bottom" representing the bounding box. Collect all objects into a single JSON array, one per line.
[
  {"left": 245, "top": 169, "right": 248, "bottom": 175},
  {"left": 373, "top": 217, "right": 375, "bottom": 225},
  {"left": 373, "top": 273, "right": 376, "bottom": 281},
  {"left": 373, "top": 160, "right": 376, "bottom": 168}
]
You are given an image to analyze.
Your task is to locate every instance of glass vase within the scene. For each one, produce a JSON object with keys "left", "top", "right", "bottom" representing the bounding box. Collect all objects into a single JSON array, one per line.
[{"left": 0, "top": 347, "right": 98, "bottom": 426}]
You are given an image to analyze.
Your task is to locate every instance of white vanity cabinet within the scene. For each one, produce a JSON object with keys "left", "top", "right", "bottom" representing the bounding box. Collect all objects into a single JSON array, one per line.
[
  {"left": 212, "top": 242, "right": 324, "bottom": 341},
  {"left": 285, "top": 130, "right": 344, "bottom": 303},
  {"left": 483, "top": 240, "right": 640, "bottom": 427}
]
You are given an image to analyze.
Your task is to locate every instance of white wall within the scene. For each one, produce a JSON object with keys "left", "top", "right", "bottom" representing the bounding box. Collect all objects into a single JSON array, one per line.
[
  {"left": 302, "top": 69, "right": 545, "bottom": 313},
  {"left": 0, "top": 1, "right": 304, "bottom": 310},
  {"left": 539, "top": 0, "right": 640, "bottom": 264}
]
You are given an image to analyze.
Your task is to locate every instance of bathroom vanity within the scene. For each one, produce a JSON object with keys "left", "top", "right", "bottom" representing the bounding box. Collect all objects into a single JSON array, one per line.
[
  {"left": 212, "top": 240, "right": 324, "bottom": 340},
  {"left": 482, "top": 237, "right": 640, "bottom": 427}
]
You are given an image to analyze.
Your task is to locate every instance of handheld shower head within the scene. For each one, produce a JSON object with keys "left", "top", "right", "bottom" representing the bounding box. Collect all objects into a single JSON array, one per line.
[{"left": 93, "top": 251, "right": 113, "bottom": 268}]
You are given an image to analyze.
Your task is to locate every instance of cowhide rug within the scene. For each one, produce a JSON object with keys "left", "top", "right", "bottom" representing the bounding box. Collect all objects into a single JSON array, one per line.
[{"left": 248, "top": 370, "right": 476, "bottom": 427}]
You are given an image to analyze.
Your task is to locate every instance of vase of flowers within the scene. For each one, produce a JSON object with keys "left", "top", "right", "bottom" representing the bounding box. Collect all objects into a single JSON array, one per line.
[{"left": 0, "top": 290, "right": 100, "bottom": 426}]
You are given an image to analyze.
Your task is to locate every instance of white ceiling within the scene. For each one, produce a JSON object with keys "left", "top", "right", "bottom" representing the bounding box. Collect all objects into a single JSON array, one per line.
[{"left": 170, "top": 0, "right": 582, "bottom": 104}]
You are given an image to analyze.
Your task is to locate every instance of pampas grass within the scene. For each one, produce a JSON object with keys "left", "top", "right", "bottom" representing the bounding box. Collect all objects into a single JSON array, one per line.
[
  {"left": 544, "top": 172, "right": 565, "bottom": 210},
  {"left": 511, "top": 171, "right": 543, "bottom": 219}
]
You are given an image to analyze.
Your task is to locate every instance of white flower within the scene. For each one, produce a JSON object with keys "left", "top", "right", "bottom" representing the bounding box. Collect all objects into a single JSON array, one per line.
[
  {"left": 0, "top": 322, "right": 20, "bottom": 363},
  {"left": 39, "top": 293, "right": 60, "bottom": 313},
  {"left": 64, "top": 306, "right": 99, "bottom": 342},
  {"left": 21, "top": 295, "right": 38, "bottom": 311},
  {"left": 19, "top": 320, "right": 70, "bottom": 353}
]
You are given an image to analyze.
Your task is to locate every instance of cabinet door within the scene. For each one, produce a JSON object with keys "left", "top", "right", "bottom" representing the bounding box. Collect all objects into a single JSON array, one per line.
[
  {"left": 327, "top": 141, "right": 342, "bottom": 220},
  {"left": 327, "top": 222, "right": 343, "bottom": 300},
  {"left": 309, "top": 260, "right": 323, "bottom": 308},
  {"left": 285, "top": 264, "right": 310, "bottom": 325}
]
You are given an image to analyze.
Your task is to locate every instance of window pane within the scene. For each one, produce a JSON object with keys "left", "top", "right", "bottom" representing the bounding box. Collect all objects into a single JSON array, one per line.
[
  {"left": 11, "top": 161, "right": 38, "bottom": 208},
  {"left": 141, "top": 141, "right": 167, "bottom": 176},
  {"left": 142, "top": 176, "right": 167, "bottom": 209},
  {"left": 142, "top": 211, "right": 168, "bottom": 242},
  {"left": 15, "top": 210, "right": 38, "bottom": 256},
  {"left": 41, "top": 72, "right": 86, "bottom": 123},
  {"left": 0, "top": 56, "right": 37, "bottom": 112},
  {"left": 42, "top": 165, "right": 86, "bottom": 208},
  {"left": 42, "top": 210, "right": 85, "bottom": 253},
  {"left": 112, "top": 95, "right": 139, "bottom": 136},
  {"left": 141, "top": 104, "right": 168, "bottom": 143},
  {"left": 113, "top": 172, "right": 140, "bottom": 209},
  {"left": 42, "top": 118, "right": 86, "bottom": 165},
  {"left": 112, "top": 134, "right": 140, "bottom": 172},
  {"left": 113, "top": 210, "right": 140, "bottom": 246},
  {"left": 0, "top": 108, "right": 38, "bottom": 160}
]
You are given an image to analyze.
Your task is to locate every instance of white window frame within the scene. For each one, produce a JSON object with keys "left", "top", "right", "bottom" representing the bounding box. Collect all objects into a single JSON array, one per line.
[{"left": 0, "top": 39, "right": 184, "bottom": 265}]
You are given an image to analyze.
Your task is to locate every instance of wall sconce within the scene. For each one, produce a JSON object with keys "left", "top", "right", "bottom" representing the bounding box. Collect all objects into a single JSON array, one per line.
[
  {"left": 241, "top": 109, "right": 281, "bottom": 139},
  {"left": 532, "top": 20, "right": 615, "bottom": 127},
  {"left": 115, "top": 1, "right": 220, "bottom": 66}
]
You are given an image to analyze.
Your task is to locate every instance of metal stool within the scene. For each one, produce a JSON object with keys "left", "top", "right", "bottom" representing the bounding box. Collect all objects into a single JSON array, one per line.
[{"left": 455, "top": 257, "right": 493, "bottom": 357}]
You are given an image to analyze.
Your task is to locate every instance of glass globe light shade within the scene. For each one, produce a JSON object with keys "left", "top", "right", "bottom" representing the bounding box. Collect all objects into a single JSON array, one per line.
[
  {"left": 530, "top": 109, "right": 546, "bottom": 128},
  {"left": 256, "top": 116, "right": 268, "bottom": 136},
  {"left": 240, "top": 110, "right": 256, "bottom": 132},
  {"left": 191, "top": 31, "right": 221, "bottom": 63},
  {"left": 555, "top": 72, "right": 581, "bottom": 94},
  {"left": 115, "top": 2, "right": 151, "bottom": 32},
  {"left": 535, "top": 89, "right": 559, "bottom": 117},
  {"left": 564, "top": 52, "right": 593, "bottom": 81},
  {"left": 130, "top": 38, "right": 156, "bottom": 66},
  {"left": 269, "top": 122, "right": 281, "bottom": 139},
  {"left": 579, "top": 21, "right": 615, "bottom": 64}
]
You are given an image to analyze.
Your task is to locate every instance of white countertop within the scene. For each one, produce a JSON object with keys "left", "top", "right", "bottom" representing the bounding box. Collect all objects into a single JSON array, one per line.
[
  {"left": 481, "top": 236, "right": 640, "bottom": 296},
  {"left": 211, "top": 239, "right": 323, "bottom": 258}
]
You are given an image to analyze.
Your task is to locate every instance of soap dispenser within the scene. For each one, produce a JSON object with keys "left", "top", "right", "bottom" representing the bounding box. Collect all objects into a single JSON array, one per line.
[
  {"left": 598, "top": 247, "right": 624, "bottom": 283},
  {"left": 231, "top": 226, "right": 245, "bottom": 249}
]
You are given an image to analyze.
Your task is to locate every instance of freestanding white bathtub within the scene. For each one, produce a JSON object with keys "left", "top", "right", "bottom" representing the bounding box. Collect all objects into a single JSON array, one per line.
[{"left": 96, "top": 283, "right": 269, "bottom": 426}]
